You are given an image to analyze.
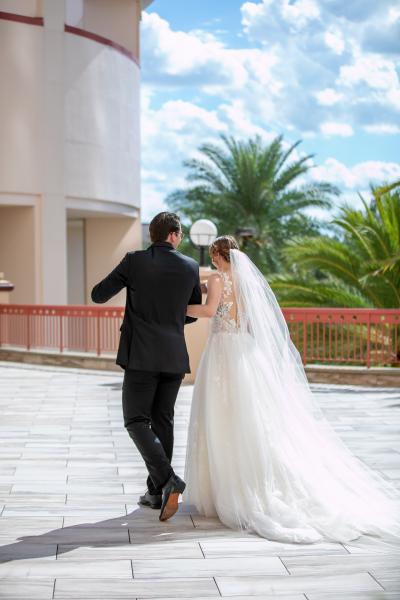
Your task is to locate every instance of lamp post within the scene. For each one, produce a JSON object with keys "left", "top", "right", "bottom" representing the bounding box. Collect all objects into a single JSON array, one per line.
[{"left": 189, "top": 219, "right": 218, "bottom": 266}]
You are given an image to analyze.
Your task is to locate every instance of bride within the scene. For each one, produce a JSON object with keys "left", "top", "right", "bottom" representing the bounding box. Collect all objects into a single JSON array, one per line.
[{"left": 183, "top": 235, "right": 400, "bottom": 544}]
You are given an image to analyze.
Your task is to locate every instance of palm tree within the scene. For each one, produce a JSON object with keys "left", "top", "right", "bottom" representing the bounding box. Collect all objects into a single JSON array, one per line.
[
  {"left": 367, "top": 180, "right": 400, "bottom": 277},
  {"left": 270, "top": 184, "right": 400, "bottom": 308},
  {"left": 167, "top": 134, "right": 339, "bottom": 271}
]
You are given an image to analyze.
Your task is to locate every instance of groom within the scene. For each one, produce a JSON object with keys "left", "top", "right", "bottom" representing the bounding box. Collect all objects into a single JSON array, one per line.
[{"left": 91, "top": 212, "right": 202, "bottom": 521}]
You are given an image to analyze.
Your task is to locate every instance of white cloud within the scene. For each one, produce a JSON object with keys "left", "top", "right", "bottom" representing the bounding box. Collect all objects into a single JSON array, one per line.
[
  {"left": 141, "top": 11, "right": 279, "bottom": 97},
  {"left": 321, "top": 0, "right": 395, "bottom": 23},
  {"left": 280, "top": 0, "right": 320, "bottom": 30},
  {"left": 387, "top": 88, "right": 400, "bottom": 110},
  {"left": 242, "top": 0, "right": 320, "bottom": 40},
  {"left": 339, "top": 54, "right": 399, "bottom": 90},
  {"left": 239, "top": 0, "right": 400, "bottom": 133},
  {"left": 315, "top": 88, "right": 344, "bottom": 106},
  {"left": 153, "top": 100, "right": 226, "bottom": 134},
  {"left": 311, "top": 158, "right": 400, "bottom": 189},
  {"left": 140, "top": 4, "right": 400, "bottom": 219},
  {"left": 218, "top": 99, "right": 273, "bottom": 140},
  {"left": 324, "top": 30, "right": 345, "bottom": 55},
  {"left": 141, "top": 12, "right": 224, "bottom": 77},
  {"left": 363, "top": 123, "right": 400, "bottom": 134},
  {"left": 142, "top": 3, "right": 400, "bottom": 137},
  {"left": 389, "top": 7, "right": 400, "bottom": 23},
  {"left": 320, "top": 122, "right": 354, "bottom": 137}
]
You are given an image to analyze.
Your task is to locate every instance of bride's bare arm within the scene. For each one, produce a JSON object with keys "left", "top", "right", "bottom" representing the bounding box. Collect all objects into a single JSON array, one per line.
[{"left": 186, "top": 273, "right": 222, "bottom": 318}]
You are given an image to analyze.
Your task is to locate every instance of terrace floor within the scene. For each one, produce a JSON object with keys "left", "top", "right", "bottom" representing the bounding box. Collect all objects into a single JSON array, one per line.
[{"left": 0, "top": 361, "right": 399, "bottom": 600}]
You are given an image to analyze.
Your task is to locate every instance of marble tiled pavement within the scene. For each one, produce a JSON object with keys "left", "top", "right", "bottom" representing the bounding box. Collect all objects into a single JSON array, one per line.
[{"left": 0, "top": 361, "right": 399, "bottom": 600}]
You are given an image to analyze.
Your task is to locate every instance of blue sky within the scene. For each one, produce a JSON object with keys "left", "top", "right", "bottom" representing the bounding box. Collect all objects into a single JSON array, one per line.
[{"left": 140, "top": 0, "right": 400, "bottom": 221}]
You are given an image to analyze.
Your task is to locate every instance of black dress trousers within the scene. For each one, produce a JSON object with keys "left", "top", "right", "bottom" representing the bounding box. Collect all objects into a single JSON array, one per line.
[{"left": 122, "top": 369, "right": 184, "bottom": 494}]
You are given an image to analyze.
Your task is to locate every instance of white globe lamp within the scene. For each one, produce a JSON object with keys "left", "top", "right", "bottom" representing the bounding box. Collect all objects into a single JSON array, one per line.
[{"left": 189, "top": 219, "right": 218, "bottom": 266}]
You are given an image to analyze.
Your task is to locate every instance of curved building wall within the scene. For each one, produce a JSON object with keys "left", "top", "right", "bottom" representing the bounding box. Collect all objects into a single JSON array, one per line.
[
  {"left": 65, "top": 32, "right": 140, "bottom": 208},
  {"left": 0, "top": 0, "right": 146, "bottom": 305},
  {"left": 0, "top": 17, "right": 43, "bottom": 195}
]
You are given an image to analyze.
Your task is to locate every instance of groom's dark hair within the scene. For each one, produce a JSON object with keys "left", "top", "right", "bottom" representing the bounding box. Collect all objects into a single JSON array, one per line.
[{"left": 149, "top": 212, "right": 181, "bottom": 242}]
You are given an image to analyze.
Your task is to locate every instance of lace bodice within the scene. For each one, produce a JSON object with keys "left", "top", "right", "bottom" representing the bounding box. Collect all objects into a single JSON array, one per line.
[{"left": 210, "top": 269, "right": 239, "bottom": 334}]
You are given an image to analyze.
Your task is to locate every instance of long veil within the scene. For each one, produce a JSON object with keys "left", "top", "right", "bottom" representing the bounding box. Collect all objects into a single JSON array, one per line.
[{"left": 230, "top": 248, "right": 400, "bottom": 545}]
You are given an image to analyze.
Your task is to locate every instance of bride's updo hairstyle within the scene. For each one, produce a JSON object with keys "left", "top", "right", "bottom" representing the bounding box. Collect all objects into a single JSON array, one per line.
[{"left": 209, "top": 235, "right": 239, "bottom": 262}]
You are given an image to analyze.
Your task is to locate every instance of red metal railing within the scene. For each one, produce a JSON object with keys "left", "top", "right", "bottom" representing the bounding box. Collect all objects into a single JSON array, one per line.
[
  {"left": 0, "top": 304, "right": 124, "bottom": 357},
  {"left": 284, "top": 308, "right": 400, "bottom": 367},
  {"left": 0, "top": 305, "right": 399, "bottom": 367}
]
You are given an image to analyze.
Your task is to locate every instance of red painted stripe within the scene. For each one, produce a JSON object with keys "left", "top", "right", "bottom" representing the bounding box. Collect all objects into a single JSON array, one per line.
[
  {"left": 0, "top": 10, "right": 44, "bottom": 26},
  {"left": 65, "top": 24, "right": 140, "bottom": 66},
  {"left": 0, "top": 12, "right": 140, "bottom": 66}
]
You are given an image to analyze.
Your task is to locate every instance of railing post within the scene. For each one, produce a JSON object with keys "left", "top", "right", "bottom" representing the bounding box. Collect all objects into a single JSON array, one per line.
[
  {"left": 303, "top": 312, "right": 307, "bottom": 366},
  {"left": 96, "top": 312, "right": 101, "bottom": 356},
  {"left": 366, "top": 311, "right": 371, "bottom": 369},
  {"left": 27, "top": 311, "right": 31, "bottom": 350},
  {"left": 59, "top": 314, "right": 63, "bottom": 353}
]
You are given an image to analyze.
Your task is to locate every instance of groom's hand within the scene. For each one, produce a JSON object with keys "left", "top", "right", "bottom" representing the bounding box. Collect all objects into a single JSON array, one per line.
[{"left": 185, "top": 267, "right": 202, "bottom": 324}]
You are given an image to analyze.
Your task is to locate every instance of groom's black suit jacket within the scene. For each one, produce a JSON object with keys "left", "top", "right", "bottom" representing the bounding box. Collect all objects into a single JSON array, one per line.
[{"left": 91, "top": 241, "right": 202, "bottom": 374}]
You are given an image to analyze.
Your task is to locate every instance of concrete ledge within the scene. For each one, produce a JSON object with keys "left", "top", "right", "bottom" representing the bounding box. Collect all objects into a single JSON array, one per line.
[
  {"left": 0, "top": 347, "right": 399, "bottom": 387},
  {"left": 305, "top": 363, "right": 400, "bottom": 387},
  {"left": 0, "top": 347, "right": 122, "bottom": 373}
]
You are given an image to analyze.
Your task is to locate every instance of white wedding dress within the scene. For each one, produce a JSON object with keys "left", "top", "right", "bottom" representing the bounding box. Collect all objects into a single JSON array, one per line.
[{"left": 183, "top": 249, "right": 400, "bottom": 545}]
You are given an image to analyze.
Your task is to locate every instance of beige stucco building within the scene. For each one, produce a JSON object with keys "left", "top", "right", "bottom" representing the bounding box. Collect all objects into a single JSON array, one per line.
[{"left": 0, "top": 0, "right": 152, "bottom": 306}]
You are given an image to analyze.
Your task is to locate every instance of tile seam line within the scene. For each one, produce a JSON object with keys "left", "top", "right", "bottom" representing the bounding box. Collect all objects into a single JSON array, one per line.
[
  {"left": 278, "top": 555, "right": 291, "bottom": 574},
  {"left": 367, "top": 569, "right": 386, "bottom": 591},
  {"left": 213, "top": 575, "right": 223, "bottom": 596}
]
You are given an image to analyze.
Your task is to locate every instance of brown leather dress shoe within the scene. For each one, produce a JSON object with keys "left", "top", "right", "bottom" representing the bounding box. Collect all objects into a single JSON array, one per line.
[{"left": 159, "top": 474, "right": 186, "bottom": 521}]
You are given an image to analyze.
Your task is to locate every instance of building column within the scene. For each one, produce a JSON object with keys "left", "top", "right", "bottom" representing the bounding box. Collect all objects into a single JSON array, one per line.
[{"left": 38, "top": 0, "right": 67, "bottom": 303}]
